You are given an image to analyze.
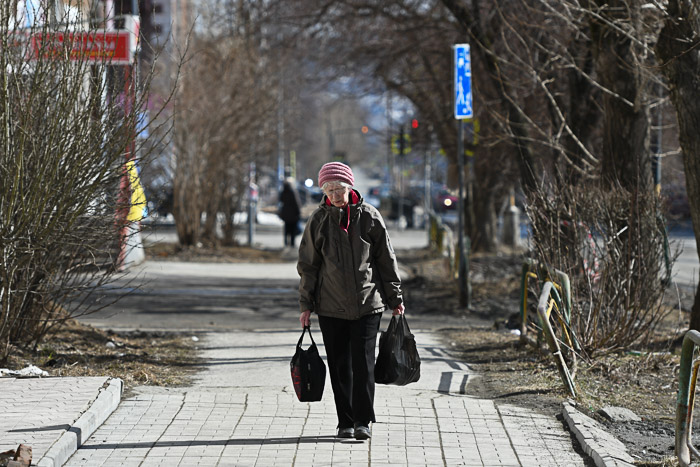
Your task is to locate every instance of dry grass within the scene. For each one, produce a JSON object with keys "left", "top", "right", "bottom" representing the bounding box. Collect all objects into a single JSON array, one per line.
[
  {"left": 146, "top": 242, "right": 285, "bottom": 263},
  {"left": 4, "top": 319, "right": 200, "bottom": 388},
  {"left": 445, "top": 326, "right": 680, "bottom": 421}
]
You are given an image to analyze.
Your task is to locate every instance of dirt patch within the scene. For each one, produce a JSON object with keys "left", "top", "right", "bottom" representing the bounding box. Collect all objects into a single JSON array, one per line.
[
  {"left": 4, "top": 319, "right": 200, "bottom": 388},
  {"left": 146, "top": 242, "right": 286, "bottom": 263}
]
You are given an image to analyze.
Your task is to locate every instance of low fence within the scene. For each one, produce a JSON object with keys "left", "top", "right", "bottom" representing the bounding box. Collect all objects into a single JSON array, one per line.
[
  {"left": 675, "top": 330, "right": 700, "bottom": 466},
  {"left": 519, "top": 259, "right": 579, "bottom": 398}
]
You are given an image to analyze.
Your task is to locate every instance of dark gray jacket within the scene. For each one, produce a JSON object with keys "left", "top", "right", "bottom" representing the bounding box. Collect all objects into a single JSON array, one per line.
[{"left": 297, "top": 190, "right": 403, "bottom": 320}]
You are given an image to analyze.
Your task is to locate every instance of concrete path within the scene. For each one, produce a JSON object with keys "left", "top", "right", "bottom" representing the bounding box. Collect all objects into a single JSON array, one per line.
[{"left": 64, "top": 330, "right": 590, "bottom": 467}]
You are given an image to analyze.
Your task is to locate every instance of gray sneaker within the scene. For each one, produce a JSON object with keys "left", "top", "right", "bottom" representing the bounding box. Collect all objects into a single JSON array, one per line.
[
  {"left": 336, "top": 427, "right": 354, "bottom": 438},
  {"left": 353, "top": 423, "right": 371, "bottom": 440}
]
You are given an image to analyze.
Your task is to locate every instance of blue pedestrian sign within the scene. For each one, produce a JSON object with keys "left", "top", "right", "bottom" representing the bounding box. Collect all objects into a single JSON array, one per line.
[{"left": 454, "top": 44, "right": 473, "bottom": 119}]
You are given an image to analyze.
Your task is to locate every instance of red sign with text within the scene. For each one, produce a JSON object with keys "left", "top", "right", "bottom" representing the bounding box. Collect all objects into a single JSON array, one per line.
[{"left": 31, "top": 31, "right": 134, "bottom": 64}]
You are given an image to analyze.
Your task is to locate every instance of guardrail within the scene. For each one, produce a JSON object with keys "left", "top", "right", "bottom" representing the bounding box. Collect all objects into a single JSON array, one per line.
[
  {"left": 429, "top": 212, "right": 455, "bottom": 273},
  {"left": 537, "top": 281, "right": 577, "bottom": 398},
  {"left": 675, "top": 330, "right": 700, "bottom": 466},
  {"left": 519, "top": 259, "right": 579, "bottom": 397},
  {"left": 520, "top": 259, "right": 575, "bottom": 347}
]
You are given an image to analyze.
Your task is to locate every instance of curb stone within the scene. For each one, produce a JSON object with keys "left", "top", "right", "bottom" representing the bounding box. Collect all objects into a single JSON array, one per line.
[
  {"left": 36, "top": 377, "right": 122, "bottom": 467},
  {"left": 562, "top": 400, "right": 635, "bottom": 467}
]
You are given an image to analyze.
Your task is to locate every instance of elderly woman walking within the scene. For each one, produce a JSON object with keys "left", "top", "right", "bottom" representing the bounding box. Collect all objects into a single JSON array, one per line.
[{"left": 297, "top": 162, "right": 405, "bottom": 440}]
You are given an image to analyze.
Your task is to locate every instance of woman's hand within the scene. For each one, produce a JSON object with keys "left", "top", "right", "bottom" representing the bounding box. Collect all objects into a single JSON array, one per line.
[
  {"left": 392, "top": 303, "right": 405, "bottom": 316},
  {"left": 300, "top": 310, "right": 311, "bottom": 328}
]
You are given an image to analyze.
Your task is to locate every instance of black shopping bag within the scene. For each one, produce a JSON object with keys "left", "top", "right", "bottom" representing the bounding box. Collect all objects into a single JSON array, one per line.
[
  {"left": 290, "top": 326, "right": 326, "bottom": 401},
  {"left": 375, "top": 314, "right": 421, "bottom": 386}
]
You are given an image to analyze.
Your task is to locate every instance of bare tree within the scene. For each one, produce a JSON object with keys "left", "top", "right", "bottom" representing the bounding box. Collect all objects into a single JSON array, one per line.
[
  {"left": 656, "top": 0, "right": 700, "bottom": 330},
  {"left": 170, "top": 14, "right": 278, "bottom": 246},
  {"left": 0, "top": 0, "right": 170, "bottom": 359}
]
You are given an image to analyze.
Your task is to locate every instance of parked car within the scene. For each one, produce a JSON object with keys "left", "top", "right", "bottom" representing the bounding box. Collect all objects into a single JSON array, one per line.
[{"left": 433, "top": 186, "right": 458, "bottom": 212}]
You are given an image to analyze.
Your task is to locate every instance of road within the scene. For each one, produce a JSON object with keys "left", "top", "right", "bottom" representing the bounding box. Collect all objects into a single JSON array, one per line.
[{"left": 669, "top": 225, "right": 699, "bottom": 290}]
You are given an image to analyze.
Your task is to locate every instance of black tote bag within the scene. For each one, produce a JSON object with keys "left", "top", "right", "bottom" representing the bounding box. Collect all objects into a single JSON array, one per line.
[
  {"left": 290, "top": 326, "right": 326, "bottom": 402},
  {"left": 375, "top": 314, "right": 421, "bottom": 386}
]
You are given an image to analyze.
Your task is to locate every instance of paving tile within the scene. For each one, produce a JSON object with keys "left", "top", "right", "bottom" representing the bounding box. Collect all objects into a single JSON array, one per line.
[{"left": 18, "top": 331, "right": 615, "bottom": 467}]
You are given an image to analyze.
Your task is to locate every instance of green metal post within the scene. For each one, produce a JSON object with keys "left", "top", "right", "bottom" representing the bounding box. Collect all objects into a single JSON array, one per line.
[{"left": 676, "top": 330, "right": 700, "bottom": 466}]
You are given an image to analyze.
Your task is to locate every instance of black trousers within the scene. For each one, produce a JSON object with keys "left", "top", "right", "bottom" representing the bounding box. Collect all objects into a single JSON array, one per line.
[
  {"left": 318, "top": 313, "right": 382, "bottom": 429},
  {"left": 283, "top": 221, "right": 297, "bottom": 247}
]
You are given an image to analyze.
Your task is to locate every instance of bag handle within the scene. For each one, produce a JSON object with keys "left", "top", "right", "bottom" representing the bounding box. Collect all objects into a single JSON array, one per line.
[
  {"left": 297, "top": 325, "right": 317, "bottom": 348},
  {"left": 398, "top": 314, "right": 413, "bottom": 334}
]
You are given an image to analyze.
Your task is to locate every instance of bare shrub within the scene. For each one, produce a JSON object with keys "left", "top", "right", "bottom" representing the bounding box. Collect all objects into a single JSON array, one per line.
[
  {"left": 0, "top": 1, "right": 170, "bottom": 360},
  {"left": 527, "top": 181, "right": 674, "bottom": 356}
]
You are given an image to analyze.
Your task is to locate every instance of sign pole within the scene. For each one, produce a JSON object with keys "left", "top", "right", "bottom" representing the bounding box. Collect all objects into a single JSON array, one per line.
[
  {"left": 248, "top": 162, "right": 256, "bottom": 246},
  {"left": 457, "top": 119, "right": 468, "bottom": 307},
  {"left": 454, "top": 43, "right": 473, "bottom": 309}
]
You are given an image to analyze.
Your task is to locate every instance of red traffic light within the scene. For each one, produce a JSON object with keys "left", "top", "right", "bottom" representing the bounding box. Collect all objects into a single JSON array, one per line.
[
  {"left": 411, "top": 119, "right": 419, "bottom": 129},
  {"left": 361, "top": 125, "right": 369, "bottom": 134}
]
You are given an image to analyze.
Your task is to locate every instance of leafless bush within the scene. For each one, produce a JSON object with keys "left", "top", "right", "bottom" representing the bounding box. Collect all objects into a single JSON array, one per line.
[
  {"left": 170, "top": 29, "right": 278, "bottom": 246},
  {"left": 527, "top": 181, "right": 674, "bottom": 356},
  {"left": 0, "top": 1, "right": 171, "bottom": 360}
]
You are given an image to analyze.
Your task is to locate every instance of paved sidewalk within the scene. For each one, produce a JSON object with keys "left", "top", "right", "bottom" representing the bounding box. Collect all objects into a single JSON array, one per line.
[
  {"left": 0, "top": 254, "right": 637, "bottom": 466},
  {"left": 63, "top": 330, "right": 591, "bottom": 466},
  {"left": 0, "top": 376, "right": 121, "bottom": 466}
]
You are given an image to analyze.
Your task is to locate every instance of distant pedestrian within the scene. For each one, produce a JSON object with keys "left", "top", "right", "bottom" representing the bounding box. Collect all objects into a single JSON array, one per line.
[
  {"left": 297, "top": 162, "right": 405, "bottom": 440},
  {"left": 279, "top": 178, "right": 301, "bottom": 247}
]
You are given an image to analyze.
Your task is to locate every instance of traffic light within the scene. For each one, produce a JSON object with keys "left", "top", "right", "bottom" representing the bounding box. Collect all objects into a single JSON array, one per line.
[
  {"left": 410, "top": 117, "right": 427, "bottom": 148},
  {"left": 361, "top": 125, "right": 369, "bottom": 134}
]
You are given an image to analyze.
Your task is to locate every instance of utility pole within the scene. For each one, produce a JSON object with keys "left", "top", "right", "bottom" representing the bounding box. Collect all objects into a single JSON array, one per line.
[
  {"left": 424, "top": 140, "right": 432, "bottom": 241},
  {"left": 117, "top": 0, "right": 143, "bottom": 269}
]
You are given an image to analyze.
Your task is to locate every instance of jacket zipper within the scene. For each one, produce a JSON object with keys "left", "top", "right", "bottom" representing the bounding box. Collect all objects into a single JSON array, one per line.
[{"left": 346, "top": 207, "right": 361, "bottom": 319}]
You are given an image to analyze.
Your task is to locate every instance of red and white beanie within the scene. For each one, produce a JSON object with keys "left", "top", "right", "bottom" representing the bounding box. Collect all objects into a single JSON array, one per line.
[{"left": 318, "top": 162, "right": 355, "bottom": 188}]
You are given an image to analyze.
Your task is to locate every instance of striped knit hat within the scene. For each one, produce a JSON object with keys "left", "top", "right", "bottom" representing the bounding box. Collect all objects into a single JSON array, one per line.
[{"left": 318, "top": 162, "right": 355, "bottom": 188}]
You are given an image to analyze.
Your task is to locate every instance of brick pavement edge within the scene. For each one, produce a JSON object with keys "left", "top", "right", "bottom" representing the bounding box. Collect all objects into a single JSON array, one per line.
[
  {"left": 36, "top": 378, "right": 123, "bottom": 467},
  {"left": 561, "top": 400, "right": 635, "bottom": 467}
]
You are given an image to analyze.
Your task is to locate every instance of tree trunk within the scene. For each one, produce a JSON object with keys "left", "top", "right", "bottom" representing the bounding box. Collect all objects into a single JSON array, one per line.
[
  {"left": 475, "top": 189, "right": 497, "bottom": 251},
  {"left": 656, "top": 0, "right": 700, "bottom": 330},
  {"left": 559, "top": 36, "right": 600, "bottom": 186},
  {"left": 590, "top": 0, "right": 651, "bottom": 191},
  {"left": 172, "top": 148, "right": 204, "bottom": 247},
  {"left": 201, "top": 181, "right": 221, "bottom": 245}
]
